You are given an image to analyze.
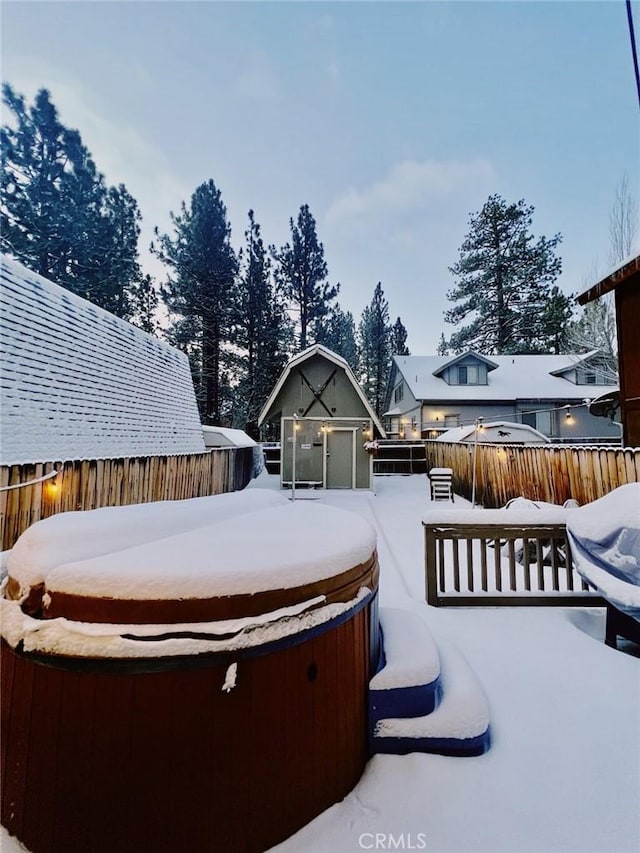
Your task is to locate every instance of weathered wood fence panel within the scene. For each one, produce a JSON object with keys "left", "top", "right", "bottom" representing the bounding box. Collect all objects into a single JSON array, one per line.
[
  {"left": 424, "top": 442, "right": 639, "bottom": 507},
  {"left": 0, "top": 448, "right": 256, "bottom": 551}
]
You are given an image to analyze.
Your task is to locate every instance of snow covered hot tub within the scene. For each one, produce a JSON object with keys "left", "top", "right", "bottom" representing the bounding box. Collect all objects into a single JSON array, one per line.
[{"left": 1, "top": 489, "right": 379, "bottom": 853}]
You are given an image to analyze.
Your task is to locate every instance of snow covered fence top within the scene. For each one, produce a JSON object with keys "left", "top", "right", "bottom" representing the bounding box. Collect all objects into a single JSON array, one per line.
[
  {"left": 0, "top": 256, "right": 205, "bottom": 464},
  {"left": 3, "top": 488, "right": 378, "bottom": 631}
]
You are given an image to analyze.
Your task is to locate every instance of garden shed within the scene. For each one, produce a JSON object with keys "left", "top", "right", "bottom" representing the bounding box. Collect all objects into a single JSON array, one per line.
[{"left": 258, "top": 344, "right": 385, "bottom": 489}]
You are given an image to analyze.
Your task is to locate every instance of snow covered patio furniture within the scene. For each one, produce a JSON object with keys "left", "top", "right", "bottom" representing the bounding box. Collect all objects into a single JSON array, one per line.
[
  {"left": 0, "top": 490, "right": 380, "bottom": 853},
  {"left": 428, "top": 467, "right": 454, "bottom": 502},
  {"left": 567, "top": 483, "right": 640, "bottom": 649}
]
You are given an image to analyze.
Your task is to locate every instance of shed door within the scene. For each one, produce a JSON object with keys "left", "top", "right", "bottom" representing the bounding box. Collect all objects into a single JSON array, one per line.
[{"left": 326, "top": 429, "right": 355, "bottom": 489}]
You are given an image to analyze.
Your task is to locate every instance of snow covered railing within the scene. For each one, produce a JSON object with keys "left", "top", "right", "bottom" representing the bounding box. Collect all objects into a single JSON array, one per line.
[{"left": 423, "top": 507, "right": 604, "bottom": 608}]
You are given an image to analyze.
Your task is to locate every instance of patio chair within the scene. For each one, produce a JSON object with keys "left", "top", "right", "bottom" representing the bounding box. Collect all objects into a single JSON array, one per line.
[{"left": 428, "top": 467, "right": 454, "bottom": 502}]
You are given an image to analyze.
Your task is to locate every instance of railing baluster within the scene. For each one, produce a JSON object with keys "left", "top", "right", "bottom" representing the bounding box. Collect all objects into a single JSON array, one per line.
[
  {"left": 494, "top": 539, "right": 502, "bottom": 592},
  {"left": 536, "top": 539, "right": 544, "bottom": 591},
  {"left": 467, "top": 539, "right": 474, "bottom": 591},
  {"left": 438, "top": 538, "right": 445, "bottom": 592},
  {"left": 453, "top": 539, "right": 460, "bottom": 592},
  {"left": 523, "top": 537, "right": 531, "bottom": 591},
  {"left": 550, "top": 536, "right": 560, "bottom": 591},
  {"left": 508, "top": 540, "right": 517, "bottom": 591},
  {"left": 564, "top": 533, "right": 574, "bottom": 591},
  {"left": 481, "top": 539, "right": 488, "bottom": 591}
]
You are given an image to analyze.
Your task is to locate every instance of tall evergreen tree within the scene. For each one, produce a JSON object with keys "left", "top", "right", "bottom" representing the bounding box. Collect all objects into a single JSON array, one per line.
[
  {"left": 235, "top": 210, "right": 291, "bottom": 435},
  {"left": 540, "top": 285, "right": 574, "bottom": 354},
  {"left": 358, "top": 282, "right": 392, "bottom": 417},
  {"left": 390, "top": 316, "right": 410, "bottom": 356},
  {"left": 443, "top": 195, "right": 563, "bottom": 354},
  {"left": 1, "top": 84, "right": 148, "bottom": 321},
  {"left": 152, "top": 179, "right": 238, "bottom": 424},
  {"left": 271, "top": 204, "right": 339, "bottom": 350},
  {"left": 316, "top": 303, "right": 358, "bottom": 367}
]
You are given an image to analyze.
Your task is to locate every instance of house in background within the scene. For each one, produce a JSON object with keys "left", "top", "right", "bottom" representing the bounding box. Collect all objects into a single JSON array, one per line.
[
  {"left": 0, "top": 256, "right": 205, "bottom": 465},
  {"left": 258, "top": 344, "right": 385, "bottom": 489},
  {"left": 384, "top": 350, "right": 620, "bottom": 444},
  {"left": 578, "top": 253, "right": 640, "bottom": 447}
]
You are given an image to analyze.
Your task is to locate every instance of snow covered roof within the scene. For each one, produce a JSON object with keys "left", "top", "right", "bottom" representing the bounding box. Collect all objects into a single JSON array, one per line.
[
  {"left": 258, "top": 343, "right": 386, "bottom": 436},
  {"left": 202, "top": 426, "right": 257, "bottom": 448},
  {"left": 435, "top": 421, "right": 550, "bottom": 444},
  {"left": 0, "top": 256, "right": 205, "bottom": 464},
  {"left": 392, "top": 352, "right": 616, "bottom": 402}
]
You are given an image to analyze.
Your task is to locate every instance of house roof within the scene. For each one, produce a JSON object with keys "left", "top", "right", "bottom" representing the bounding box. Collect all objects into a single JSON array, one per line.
[
  {"left": 258, "top": 343, "right": 386, "bottom": 436},
  {"left": 577, "top": 252, "right": 640, "bottom": 304},
  {"left": 0, "top": 256, "right": 205, "bottom": 464},
  {"left": 391, "top": 351, "right": 616, "bottom": 403}
]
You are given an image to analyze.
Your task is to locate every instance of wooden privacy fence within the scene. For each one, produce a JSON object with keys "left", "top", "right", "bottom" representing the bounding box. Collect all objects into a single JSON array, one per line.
[
  {"left": 0, "top": 448, "right": 256, "bottom": 551},
  {"left": 425, "top": 441, "right": 640, "bottom": 507}
]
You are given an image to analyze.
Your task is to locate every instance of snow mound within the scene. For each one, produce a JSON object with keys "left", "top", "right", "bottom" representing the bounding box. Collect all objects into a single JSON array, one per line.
[
  {"left": 370, "top": 607, "right": 440, "bottom": 690},
  {"left": 7, "top": 489, "right": 286, "bottom": 596},
  {"left": 567, "top": 483, "right": 640, "bottom": 613},
  {"left": 374, "top": 640, "right": 490, "bottom": 741}
]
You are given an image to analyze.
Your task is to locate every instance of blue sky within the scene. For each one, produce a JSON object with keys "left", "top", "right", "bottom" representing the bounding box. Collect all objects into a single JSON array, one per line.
[{"left": 2, "top": 1, "right": 639, "bottom": 351}]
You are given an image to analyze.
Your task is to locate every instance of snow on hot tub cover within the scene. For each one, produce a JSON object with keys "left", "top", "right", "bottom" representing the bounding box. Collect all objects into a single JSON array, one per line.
[
  {"left": 6, "top": 488, "right": 377, "bottom": 602},
  {"left": 566, "top": 483, "right": 640, "bottom": 615}
]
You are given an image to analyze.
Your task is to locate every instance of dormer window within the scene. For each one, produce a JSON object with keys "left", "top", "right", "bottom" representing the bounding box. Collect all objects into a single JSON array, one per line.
[{"left": 458, "top": 365, "right": 479, "bottom": 385}]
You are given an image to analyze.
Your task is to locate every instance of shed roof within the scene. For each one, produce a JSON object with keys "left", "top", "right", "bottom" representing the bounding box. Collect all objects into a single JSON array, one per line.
[
  {"left": 258, "top": 343, "right": 386, "bottom": 436},
  {"left": 0, "top": 256, "right": 205, "bottom": 464}
]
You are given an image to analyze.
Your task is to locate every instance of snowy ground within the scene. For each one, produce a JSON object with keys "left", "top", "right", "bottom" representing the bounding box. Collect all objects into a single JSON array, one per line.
[
  {"left": 254, "top": 472, "right": 639, "bottom": 853},
  {"left": 2, "top": 472, "right": 638, "bottom": 853}
]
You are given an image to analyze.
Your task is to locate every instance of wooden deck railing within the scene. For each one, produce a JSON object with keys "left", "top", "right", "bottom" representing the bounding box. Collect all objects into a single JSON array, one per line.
[
  {"left": 424, "top": 521, "right": 604, "bottom": 607},
  {"left": 0, "top": 448, "right": 256, "bottom": 551}
]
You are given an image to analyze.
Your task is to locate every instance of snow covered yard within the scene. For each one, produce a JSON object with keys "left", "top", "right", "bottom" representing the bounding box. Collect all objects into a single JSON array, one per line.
[
  {"left": 252, "top": 473, "right": 639, "bottom": 853},
  {"left": 2, "top": 472, "right": 638, "bottom": 853}
]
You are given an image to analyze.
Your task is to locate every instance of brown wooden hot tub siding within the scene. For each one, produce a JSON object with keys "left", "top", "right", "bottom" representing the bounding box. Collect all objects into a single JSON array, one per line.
[{"left": 1, "top": 601, "right": 372, "bottom": 853}]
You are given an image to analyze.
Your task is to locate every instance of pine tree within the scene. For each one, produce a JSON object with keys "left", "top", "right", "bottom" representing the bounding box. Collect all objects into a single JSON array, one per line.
[
  {"left": 271, "top": 204, "right": 339, "bottom": 350},
  {"left": 436, "top": 333, "right": 449, "bottom": 356},
  {"left": 316, "top": 303, "right": 358, "bottom": 367},
  {"left": 540, "top": 285, "right": 574, "bottom": 354},
  {"left": 358, "top": 282, "right": 392, "bottom": 417},
  {"left": 1, "top": 84, "right": 148, "bottom": 322},
  {"left": 443, "top": 195, "right": 563, "bottom": 354},
  {"left": 390, "top": 316, "right": 410, "bottom": 356},
  {"left": 235, "top": 210, "right": 291, "bottom": 436},
  {"left": 152, "top": 180, "right": 238, "bottom": 424}
]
